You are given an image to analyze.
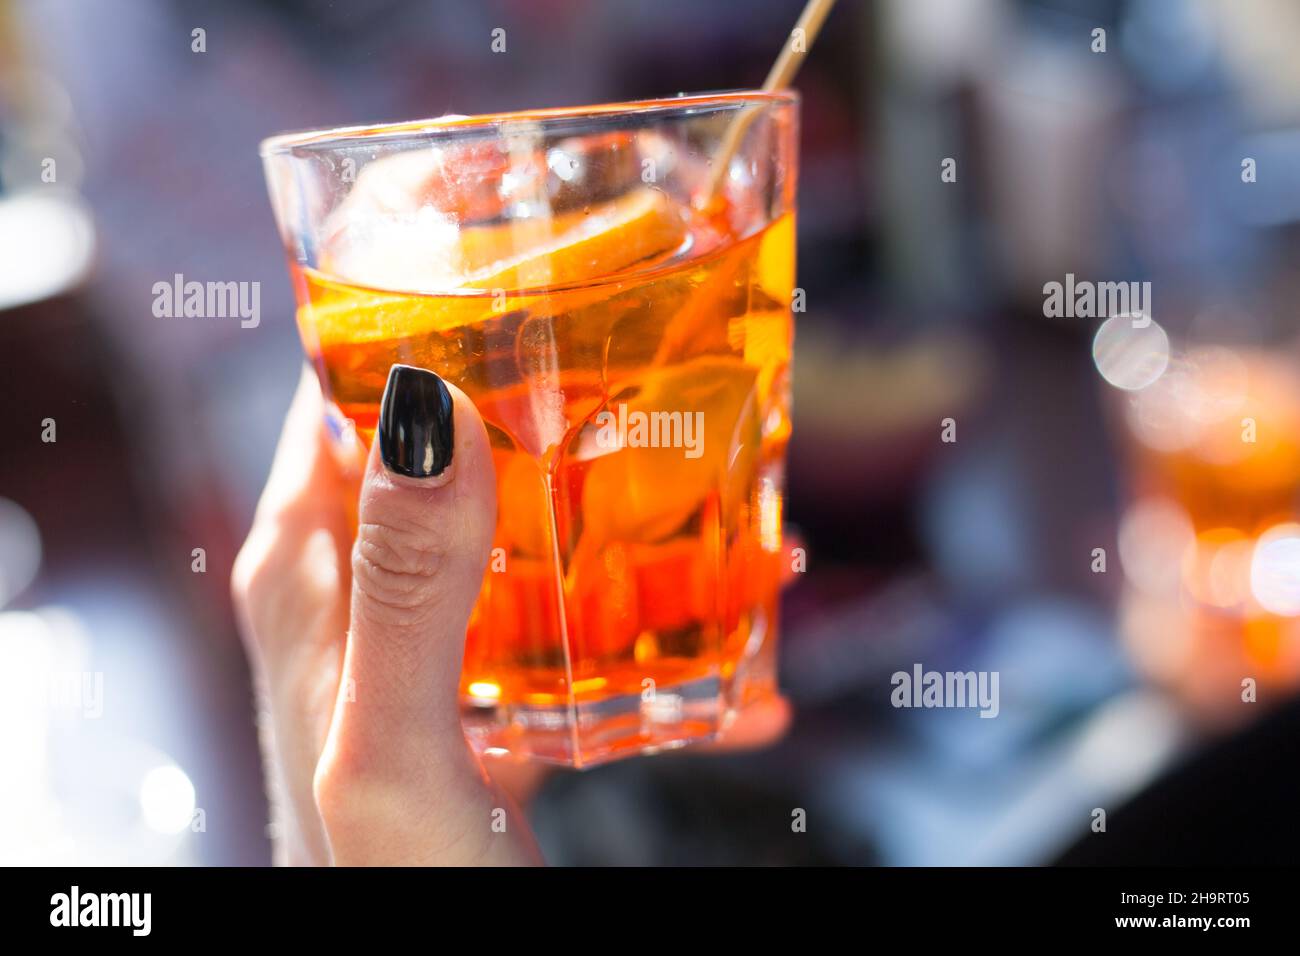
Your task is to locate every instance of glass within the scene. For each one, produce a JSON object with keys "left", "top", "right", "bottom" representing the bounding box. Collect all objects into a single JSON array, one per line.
[
  {"left": 1099, "top": 305, "right": 1300, "bottom": 721},
  {"left": 261, "top": 93, "right": 799, "bottom": 766}
]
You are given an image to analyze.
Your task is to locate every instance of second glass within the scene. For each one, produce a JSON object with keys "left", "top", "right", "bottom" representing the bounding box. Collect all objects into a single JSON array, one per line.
[{"left": 262, "top": 92, "right": 799, "bottom": 766}]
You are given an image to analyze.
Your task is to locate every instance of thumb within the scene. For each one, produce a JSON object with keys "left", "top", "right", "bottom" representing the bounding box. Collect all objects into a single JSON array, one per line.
[{"left": 321, "top": 363, "right": 495, "bottom": 789}]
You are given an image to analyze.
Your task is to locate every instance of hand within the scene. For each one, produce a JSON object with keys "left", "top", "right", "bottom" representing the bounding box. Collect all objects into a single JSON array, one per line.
[{"left": 233, "top": 364, "right": 789, "bottom": 866}]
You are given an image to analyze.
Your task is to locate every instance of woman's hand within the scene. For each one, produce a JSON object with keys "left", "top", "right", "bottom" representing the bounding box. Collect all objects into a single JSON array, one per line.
[{"left": 233, "top": 364, "right": 789, "bottom": 866}]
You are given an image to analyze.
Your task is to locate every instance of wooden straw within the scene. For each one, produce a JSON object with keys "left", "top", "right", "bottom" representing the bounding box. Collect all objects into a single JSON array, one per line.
[{"left": 702, "top": 0, "right": 839, "bottom": 203}]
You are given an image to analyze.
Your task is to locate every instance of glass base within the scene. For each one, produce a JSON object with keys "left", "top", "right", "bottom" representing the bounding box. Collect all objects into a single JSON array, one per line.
[{"left": 463, "top": 674, "right": 734, "bottom": 769}]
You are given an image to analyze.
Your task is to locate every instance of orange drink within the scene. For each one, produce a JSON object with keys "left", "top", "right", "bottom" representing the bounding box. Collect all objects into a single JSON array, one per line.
[
  {"left": 1115, "top": 345, "right": 1300, "bottom": 717},
  {"left": 263, "top": 94, "right": 799, "bottom": 765}
]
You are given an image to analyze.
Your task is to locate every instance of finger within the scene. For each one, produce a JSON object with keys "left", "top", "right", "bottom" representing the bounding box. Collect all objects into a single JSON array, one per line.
[
  {"left": 234, "top": 366, "right": 351, "bottom": 645},
  {"left": 252, "top": 364, "right": 348, "bottom": 529},
  {"left": 484, "top": 759, "right": 551, "bottom": 808},
  {"left": 323, "top": 363, "right": 496, "bottom": 781},
  {"left": 233, "top": 365, "right": 352, "bottom": 660},
  {"left": 706, "top": 695, "right": 792, "bottom": 753},
  {"left": 232, "top": 365, "right": 353, "bottom": 865}
]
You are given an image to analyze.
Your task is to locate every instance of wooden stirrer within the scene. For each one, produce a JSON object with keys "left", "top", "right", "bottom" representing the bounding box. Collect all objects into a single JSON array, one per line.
[{"left": 701, "top": 0, "right": 839, "bottom": 205}]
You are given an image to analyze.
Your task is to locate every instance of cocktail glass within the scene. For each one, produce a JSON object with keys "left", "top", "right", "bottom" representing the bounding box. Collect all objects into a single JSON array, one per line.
[{"left": 261, "top": 92, "right": 798, "bottom": 766}]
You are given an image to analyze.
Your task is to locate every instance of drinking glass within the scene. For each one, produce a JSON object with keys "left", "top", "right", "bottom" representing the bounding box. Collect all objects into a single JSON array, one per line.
[
  {"left": 261, "top": 93, "right": 798, "bottom": 766},
  {"left": 1099, "top": 305, "right": 1300, "bottom": 720}
]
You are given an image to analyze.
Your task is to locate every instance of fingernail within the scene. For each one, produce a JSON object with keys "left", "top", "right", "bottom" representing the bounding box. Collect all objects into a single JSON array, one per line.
[{"left": 378, "top": 364, "right": 455, "bottom": 478}]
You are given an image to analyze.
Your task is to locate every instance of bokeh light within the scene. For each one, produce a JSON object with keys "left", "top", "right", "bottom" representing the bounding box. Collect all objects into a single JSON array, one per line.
[
  {"left": 1092, "top": 313, "right": 1170, "bottom": 391},
  {"left": 1250, "top": 523, "right": 1300, "bottom": 616},
  {"left": 138, "top": 764, "right": 196, "bottom": 835}
]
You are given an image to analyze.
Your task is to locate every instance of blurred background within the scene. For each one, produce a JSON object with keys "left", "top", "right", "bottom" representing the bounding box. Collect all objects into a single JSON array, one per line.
[{"left": 3, "top": 0, "right": 1300, "bottom": 865}]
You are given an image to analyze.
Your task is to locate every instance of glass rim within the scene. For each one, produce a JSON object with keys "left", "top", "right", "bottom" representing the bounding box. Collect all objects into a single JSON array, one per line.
[{"left": 259, "top": 89, "right": 798, "bottom": 157}]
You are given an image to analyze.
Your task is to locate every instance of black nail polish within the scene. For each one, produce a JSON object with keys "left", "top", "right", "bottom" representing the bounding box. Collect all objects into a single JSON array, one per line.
[{"left": 378, "top": 364, "right": 455, "bottom": 478}]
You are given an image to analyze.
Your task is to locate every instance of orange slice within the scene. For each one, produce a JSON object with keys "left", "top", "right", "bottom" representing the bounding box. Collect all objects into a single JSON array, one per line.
[
  {"left": 303, "top": 188, "right": 688, "bottom": 345},
  {"left": 462, "top": 188, "right": 687, "bottom": 291},
  {"left": 297, "top": 271, "right": 490, "bottom": 346},
  {"left": 579, "top": 356, "right": 760, "bottom": 548}
]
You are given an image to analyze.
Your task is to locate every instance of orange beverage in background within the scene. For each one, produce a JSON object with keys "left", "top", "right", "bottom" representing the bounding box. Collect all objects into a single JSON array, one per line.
[
  {"left": 1117, "top": 346, "right": 1300, "bottom": 716},
  {"left": 1124, "top": 348, "right": 1300, "bottom": 532}
]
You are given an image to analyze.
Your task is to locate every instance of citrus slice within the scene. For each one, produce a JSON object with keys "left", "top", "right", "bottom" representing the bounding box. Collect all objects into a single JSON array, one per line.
[
  {"left": 462, "top": 188, "right": 687, "bottom": 291},
  {"left": 297, "top": 271, "right": 490, "bottom": 346},
  {"left": 304, "top": 188, "right": 689, "bottom": 345},
  {"left": 579, "top": 356, "right": 761, "bottom": 548}
]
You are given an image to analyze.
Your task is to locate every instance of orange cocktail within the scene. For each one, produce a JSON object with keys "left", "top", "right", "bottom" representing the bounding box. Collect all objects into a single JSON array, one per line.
[
  {"left": 263, "top": 94, "right": 799, "bottom": 765},
  {"left": 1116, "top": 345, "right": 1300, "bottom": 717}
]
